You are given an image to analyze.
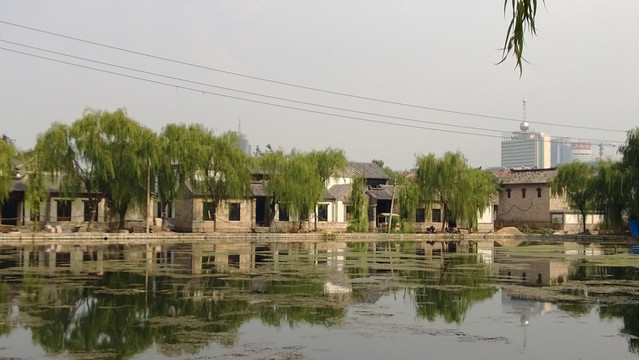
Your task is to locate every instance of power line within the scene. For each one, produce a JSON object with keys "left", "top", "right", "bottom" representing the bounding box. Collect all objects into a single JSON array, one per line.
[
  {"left": 0, "top": 38, "right": 510, "bottom": 136},
  {"left": 0, "top": 19, "right": 628, "bottom": 134},
  {"left": 0, "top": 45, "right": 624, "bottom": 147}
]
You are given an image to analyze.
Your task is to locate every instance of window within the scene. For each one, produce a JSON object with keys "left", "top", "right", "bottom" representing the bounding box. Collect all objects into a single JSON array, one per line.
[
  {"left": 278, "top": 203, "right": 289, "bottom": 221},
  {"left": 157, "top": 201, "right": 162, "bottom": 218},
  {"left": 56, "top": 200, "right": 72, "bottom": 222},
  {"left": 416, "top": 208, "right": 426, "bottom": 223},
  {"left": 317, "top": 204, "right": 328, "bottom": 222},
  {"left": 345, "top": 205, "right": 353, "bottom": 221},
  {"left": 83, "top": 201, "right": 99, "bottom": 222},
  {"left": 157, "top": 202, "right": 174, "bottom": 219},
  {"left": 506, "top": 188, "right": 511, "bottom": 198},
  {"left": 431, "top": 208, "right": 442, "bottom": 223},
  {"left": 203, "top": 202, "right": 216, "bottom": 221},
  {"left": 522, "top": 188, "right": 527, "bottom": 198},
  {"left": 537, "top": 188, "right": 542, "bottom": 198},
  {"left": 229, "top": 203, "right": 241, "bottom": 221}
]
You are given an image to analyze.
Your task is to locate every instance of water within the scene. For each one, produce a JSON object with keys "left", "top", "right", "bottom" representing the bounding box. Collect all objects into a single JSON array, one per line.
[{"left": 0, "top": 240, "right": 637, "bottom": 359}]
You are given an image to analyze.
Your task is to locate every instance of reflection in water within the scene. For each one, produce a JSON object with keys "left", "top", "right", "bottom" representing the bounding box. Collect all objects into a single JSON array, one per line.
[{"left": 0, "top": 240, "right": 637, "bottom": 359}]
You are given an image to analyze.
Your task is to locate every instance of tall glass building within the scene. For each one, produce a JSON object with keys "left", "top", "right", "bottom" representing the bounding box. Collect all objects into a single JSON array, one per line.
[{"left": 501, "top": 121, "right": 551, "bottom": 169}]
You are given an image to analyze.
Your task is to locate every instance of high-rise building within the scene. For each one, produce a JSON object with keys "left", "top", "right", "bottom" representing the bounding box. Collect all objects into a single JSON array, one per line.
[
  {"left": 501, "top": 121, "right": 552, "bottom": 169},
  {"left": 551, "top": 137, "right": 572, "bottom": 167},
  {"left": 570, "top": 142, "right": 594, "bottom": 163}
]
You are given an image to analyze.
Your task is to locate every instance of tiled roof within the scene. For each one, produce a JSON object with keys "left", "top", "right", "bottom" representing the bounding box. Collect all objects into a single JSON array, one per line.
[
  {"left": 366, "top": 185, "right": 395, "bottom": 201},
  {"left": 347, "top": 162, "right": 390, "bottom": 180},
  {"left": 500, "top": 168, "right": 557, "bottom": 185},
  {"left": 327, "top": 183, "right": 353, "bottom": 201}
]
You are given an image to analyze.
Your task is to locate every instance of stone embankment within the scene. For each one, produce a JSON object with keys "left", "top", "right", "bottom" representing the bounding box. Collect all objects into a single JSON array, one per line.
[{"left": 0, "top": 231, "right": 634, "bottom": 246}]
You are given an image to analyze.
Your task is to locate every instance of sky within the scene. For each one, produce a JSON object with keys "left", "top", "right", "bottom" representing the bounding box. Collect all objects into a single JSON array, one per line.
[{"left": 1, "top": 1, "right": 637, "bottom": 170}]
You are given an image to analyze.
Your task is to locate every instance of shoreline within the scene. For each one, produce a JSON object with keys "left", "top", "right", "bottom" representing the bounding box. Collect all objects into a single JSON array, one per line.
[{"left": 0, "top": 231, "right": 635, "bottom": 246}]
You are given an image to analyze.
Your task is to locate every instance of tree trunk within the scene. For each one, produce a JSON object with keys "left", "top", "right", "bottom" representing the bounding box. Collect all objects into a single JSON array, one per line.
[
  {"left": 87, "top": 197, "right": 100, "bottom": 232},
  {"left": 581, "top": 210, "right": 587, "bottom": 233},
  {"left": 118, "top": 204, "right": 128, "bottom": 230},
  {"left": 441, "top": 203, "right": 448, "bottom": 232}
]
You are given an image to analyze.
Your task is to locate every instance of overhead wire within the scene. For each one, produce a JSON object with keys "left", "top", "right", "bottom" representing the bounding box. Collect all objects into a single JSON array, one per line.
[
  {"left": 0, "top": 18, "right": 628, "bottom": 134},
  {"left": 0, "top": 44, "right": 625, "bottom": 147}
]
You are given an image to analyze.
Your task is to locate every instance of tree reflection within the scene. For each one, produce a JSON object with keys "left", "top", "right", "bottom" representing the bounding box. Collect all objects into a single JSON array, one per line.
[
  {"left": 600, "top": 304, "right": 639, "bottom": 354},
  {"left": 411, "top": 255, "right": 496, "bottom": 323}
]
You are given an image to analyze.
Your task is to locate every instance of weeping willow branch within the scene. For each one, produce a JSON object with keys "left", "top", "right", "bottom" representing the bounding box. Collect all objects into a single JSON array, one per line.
[{"left": 500, "top": 0, "right": 544, "bottom": 75}]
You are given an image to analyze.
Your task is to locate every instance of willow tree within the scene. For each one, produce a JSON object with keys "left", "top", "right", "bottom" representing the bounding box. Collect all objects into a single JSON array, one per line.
[
  {"left": 194, "top": 131, "right": 252, "bottom": 232},
  {"left": 397, "top": 174, "right": 419, "bottom": 233},
  {"left": 258, "top": 150, "right": 287, "bottom": 229},
  {"left": 620, "top": 128, "right": 639, "bottom": 221},
  {"left": 552, "top": 162, "right": 594, "bottom": 233},
  {"left": 283, "top": 152, "right": 324, "bottom": 230},
  {"left": 415, "top": 152, "right": 497, "bottom": 232},
  {"left": 308, "top": 149, "right": 346, "bottom": 230},
  {"left": 35, "top": 113, "right": 111, "bottom": 231},
  {"left": 261, "top": 149, "right": 345, "bottom": 231},
  {"left": 590, "top": 160, "right": 626, "bottom": 232},
  {"left": 501, "top": 0, "right": 543, "bottom": 74},
  {"left": 347, "top": 175, "right": 368, "bottom": 233},
  {"left": 155, "top": 124, "right": 207, "bottom": 230},
  {"left": 23, "top": 150, "right": 47, "bottom": 231},
  {"left": 99, "top": 110, "right": 156, "bottom": 229},
  {"left": 0, "top": 138, "right": 16, "bottom": 206}
]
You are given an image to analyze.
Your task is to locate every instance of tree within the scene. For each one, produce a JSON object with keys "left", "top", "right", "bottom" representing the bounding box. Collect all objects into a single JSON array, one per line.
[
  {"left": 99, "top": 110, "right": 156, "bottom": 230},
  {"left": 501, "top": 0, "right": 544, "bottom": 74},
  {"left": 347, "top": 175, "right": 368, "bottom": 232},
  {"left": 415, "top": 152, "right": 498, "bottom": 231},
  {"left": 257, "top": 150, "right": 286, "bottom": 229},
  {"left": 35, "top": 117, "right": 108, "bottom": 231},
  {"left": 590, "top": 160, "right": 626, "bottom": 232},
  {"left": 0, "top": 137, "right": 16, "bottom": 206},
  {"left": 260, "top": 149, "right": 346, "bottom": 231},
  {"left": 620, "top": 128, "right": 639, "bottom": 221},
  {"left": 552, "top": 162, "right": 594, "bottom": 233},
  {"left": 155, "top": 124, "right": 208, "bottom": 230},
  {"left": 23, "top": 150, "right": 47, "bottom": 231},
  {"left": 194, "top": 131, "right": 253, "bottom": 232},
  {"left": 397, "top": 174, "right": 419, "bottom": 233}
]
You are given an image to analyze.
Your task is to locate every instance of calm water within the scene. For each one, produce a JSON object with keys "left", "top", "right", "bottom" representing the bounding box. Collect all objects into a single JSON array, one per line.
[{"left": 0, "top": 240, "right": 637, "bottom": 359}]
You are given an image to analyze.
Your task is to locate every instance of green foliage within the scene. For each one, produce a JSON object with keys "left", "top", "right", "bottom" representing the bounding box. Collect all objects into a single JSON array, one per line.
[
  {"left": 620, "top": 128, "right": 639, "bottom": 221},
  {"left": 501, "top": 0, "right": 543, "bottom": 75},
  {"left": 98, "top": 110, "right": 156, "bottom": 229},
  {"left": 347, "top": 176, "right": 368, "bottom": 232},
  {"left": 194, "top": 131, "right": 253, "bottom": 231},
  {"left": 552, "top": 162, "right": 595, "bottom": 233},
  {"left": 590, "top": 160, "right": 626, "bottom": 232},
  {"left": 415, "top": 152, "right": 498, "bottom": 231},
  {"left": 0, "top": 138, "right": 16, "bottom": 205},
  {"left": 398, "top": 174, "right": 419, "bottom": 233},
  {"left": 23, "top": 150, "right": 47, "bottom": 230},
  {"left": 517, "top": 223, "right": 553, "bottom": 235},
  {"left": 259, "top": 148, "right": 345, "bottom": 230},
  {"left": 156, "top": 124, "right": 208, "bottom": 229}
]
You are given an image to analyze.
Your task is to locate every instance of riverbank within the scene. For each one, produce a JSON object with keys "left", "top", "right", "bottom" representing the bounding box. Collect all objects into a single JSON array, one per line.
[{"left": 0, "top": 230, "right": 634, "bottom": 246}]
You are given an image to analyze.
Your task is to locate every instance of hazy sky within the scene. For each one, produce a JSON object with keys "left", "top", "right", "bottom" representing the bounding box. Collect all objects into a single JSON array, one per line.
[{"left": 1, "top": 1, "right": 637, "bottom": 170}]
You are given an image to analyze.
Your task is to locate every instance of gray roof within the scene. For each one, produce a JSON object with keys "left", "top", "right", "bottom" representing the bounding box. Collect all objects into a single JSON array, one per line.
[
  {"left": 327, "top": 183, "right": 353, "bottom": 202},
  {"left": 347, "top": 162, "right": 390, "bottom": 180},
  {"left": 366, "top": 185, "right": 395, "bottom": 201},
  {"left": 500, "top": 168, "right": 557, "bottom": 185}
]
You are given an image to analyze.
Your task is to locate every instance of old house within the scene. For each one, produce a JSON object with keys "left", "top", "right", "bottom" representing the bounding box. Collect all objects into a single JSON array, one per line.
[{"left": 496, "top": 168, "right": 601, "bottom": 233}]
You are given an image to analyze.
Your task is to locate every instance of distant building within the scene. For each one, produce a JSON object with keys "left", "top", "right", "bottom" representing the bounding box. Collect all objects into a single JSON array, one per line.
[
  {"left": 550, "top": 137, "right": 572, "bottom": 167},
  {"left": 570, "top": 142, "right": 594, "bottom": 163},
  {"left": 501, "top": 121, "right": 551, "bottom": 169}
]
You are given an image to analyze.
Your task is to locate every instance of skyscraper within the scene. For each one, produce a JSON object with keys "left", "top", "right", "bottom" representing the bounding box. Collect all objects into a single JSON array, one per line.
[{"left": 501, "top": 121, "right": 551, "bottom": 169}]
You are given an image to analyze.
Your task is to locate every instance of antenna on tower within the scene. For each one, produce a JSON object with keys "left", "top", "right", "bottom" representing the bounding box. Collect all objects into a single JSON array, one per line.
[{"left": 519, "top": 99, "right": 530, "bottom": 132}]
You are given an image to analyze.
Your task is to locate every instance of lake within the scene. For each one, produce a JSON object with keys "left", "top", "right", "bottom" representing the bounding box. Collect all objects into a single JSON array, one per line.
[{"left": 0, "top": 239, "right": 637, "bottom": 359}]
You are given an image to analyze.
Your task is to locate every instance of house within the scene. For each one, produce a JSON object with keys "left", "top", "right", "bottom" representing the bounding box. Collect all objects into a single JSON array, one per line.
[
  {"left": 1, "top": 169, "right": 155, "bottom": 232},
  {"left": 496, "top": 168, "right": 601, "bottom": 233}
]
